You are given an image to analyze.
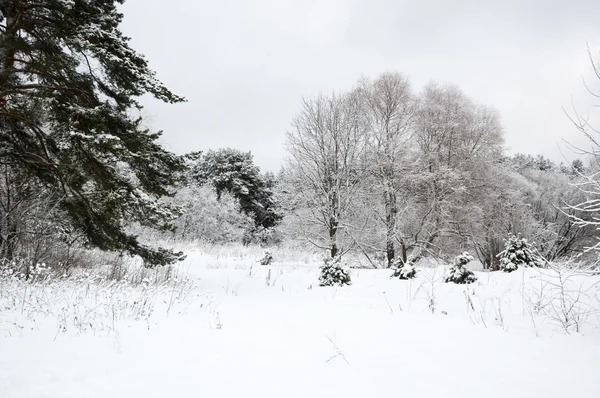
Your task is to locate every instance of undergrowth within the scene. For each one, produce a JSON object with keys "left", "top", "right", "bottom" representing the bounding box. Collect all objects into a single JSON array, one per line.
[{"left": 0, "top": 256, "right": 199, "bottom": 338}]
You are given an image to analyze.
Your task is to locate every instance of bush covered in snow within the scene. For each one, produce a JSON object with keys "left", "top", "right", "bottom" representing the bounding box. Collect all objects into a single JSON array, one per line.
[
  {"left": 319, "top": 256, "right": 351, "bottom": 287},
  {"left": 444, "top": 252, "right": 478, "bottom": 284},
  {"left": 243, "top": 226, "right": 282, "bottom": 246},
  {"left": 260, "top": 250, "right": 274, "bottom": 265},
  {"left": 390, "top": 256, "right": 417, "bottom": 280},
  {"left": 157, "top": 185, "right": 253, "bottom": 244},
  {"left": 497, "top": 233, "right": 542, "bottom": 273}
]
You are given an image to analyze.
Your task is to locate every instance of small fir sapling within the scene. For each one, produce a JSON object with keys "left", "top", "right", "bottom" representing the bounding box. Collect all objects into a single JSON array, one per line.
[
  {"left": 260, "top": 250, "right": 274, "bottom": 265},
  {"left": 497, "top": 233, "right": 542, "bottom": 273},
  {"left": 391, "top": 256, "right": 417, "bottom": 280},
  {"left": 319, "top": 256, "right": 351, "bottom": 287},
  {"left": 444, "top": 252, "right": 478, "bottom": 284}
]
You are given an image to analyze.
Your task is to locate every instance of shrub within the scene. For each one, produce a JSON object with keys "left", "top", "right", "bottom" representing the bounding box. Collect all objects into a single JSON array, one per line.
[
  {"left": 243, "top": 226, "right": 282, "bottom": 246},
  {"left": 259, "top": 250, "right": 274, "bottom": 265},
  {"left": 319, "top": 256, "right": 351, "bottom": 287},
  {"left": 166, "top": 185, "right": 253, "bottom": 244},
  {"left": 444, "top": 252, "right": 477, "bottom": 284},
  {"left": 390, "top": 256, "right": 417, "bottom": 280},
  {"left": 497, "top": 233, "right": 542, "bottom": 273}
]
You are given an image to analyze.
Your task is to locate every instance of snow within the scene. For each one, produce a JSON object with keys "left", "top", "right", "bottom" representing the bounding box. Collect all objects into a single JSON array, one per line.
[{"left": 1, "top": 250, "right": 600, "bottom": 398}]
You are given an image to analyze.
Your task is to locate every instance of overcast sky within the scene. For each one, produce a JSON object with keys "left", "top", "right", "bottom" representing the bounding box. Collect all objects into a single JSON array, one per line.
[{"left": 120, "top": 0, "right": 600, "bottom": 172}]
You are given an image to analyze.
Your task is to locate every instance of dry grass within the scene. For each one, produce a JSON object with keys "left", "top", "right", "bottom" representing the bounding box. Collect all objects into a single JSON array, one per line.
[{"left": 0, "top": 255, "right": 199, "bottom": 338}]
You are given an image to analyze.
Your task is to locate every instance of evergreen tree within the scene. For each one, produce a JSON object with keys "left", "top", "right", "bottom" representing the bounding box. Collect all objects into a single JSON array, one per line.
[
  {"left": 390, "top": 255, "right": 417, "bottom": 279},
  {"left": 319, "top": 256, "right": 351, "bottom": 287},
  {"left": 0, "top": 0, "right": 186, "bottom": 266},
  {"left": 571, "top": 159, "right": 585, "bottom": 175},
  {"left": 497, "top": 233, "right": 542, "bottom": 273},
  {"left": 535, "top": 154, "right": 555, "bottom": 171},
  {"left": 444, "top": 252, "right": 478, "bottom": 284},
  {"left": 193, "top": 148, "right": 281, "bottom": 230}
]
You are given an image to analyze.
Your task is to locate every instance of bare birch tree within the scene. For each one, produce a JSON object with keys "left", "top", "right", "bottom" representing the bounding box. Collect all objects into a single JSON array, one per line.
[
  {"left": 283, "top": 91, "right": 368, "bottom": 258},
  {"left": 360, "top": 72, "right": 417, "bottom": 266}
]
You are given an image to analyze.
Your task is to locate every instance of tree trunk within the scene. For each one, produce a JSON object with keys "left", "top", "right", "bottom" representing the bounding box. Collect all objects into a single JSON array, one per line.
[
  {"left": 328, "top": 178, "right": 340, "bottom": 258},
  {"left": 400, "top": 239, "right": 407, "bottom": 264},
  {"left": 0, "top": 5, "right": 17, "bottom": 88},
  {"left": 386, "top": 239, "right": 395, "bottom": 267},
  {"left": 329, "top": 217, "right": 339, "bottom": 258},
  {"left": 384, "top": 187, "right": 397, "bottom": 267},
  {"left": 0, "top": 166, "right": 17, "bottom": 261},
  {"left": 1, "top": 11, "right": 19, "bottom": 262}
]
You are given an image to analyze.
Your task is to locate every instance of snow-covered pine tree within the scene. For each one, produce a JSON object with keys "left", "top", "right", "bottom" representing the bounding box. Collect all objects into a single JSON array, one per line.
[
  {"left": 497, "top": 233, "right": 542, "bottom": 273},
  {"left": 0, "top": 0, "right": 185, "bottom": 266},
  {"left": 319, "top": 256, "right": 351, "bottom": 286},
  {"left": 444, "top": 252, "right": 478, "bottom": 284},
  {"left": 193, "top": 149, "right": 282, "bottom": 231},
  {"left": 390, "top": 255, "right": 417, "bottom": 279},
  {"left": 259, "top": 250, "right": 273, "bottom": 265}
]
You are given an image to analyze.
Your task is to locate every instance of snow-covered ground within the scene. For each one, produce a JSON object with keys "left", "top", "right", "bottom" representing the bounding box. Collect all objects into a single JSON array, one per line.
[{"left": 1, "top": 249, "right": 600, "bottom": 398}]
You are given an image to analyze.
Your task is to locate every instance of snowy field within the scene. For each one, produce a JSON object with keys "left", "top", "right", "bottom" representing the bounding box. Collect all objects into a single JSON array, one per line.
[{"left": 1, "top": 247, "right": 600, "bottom": 398}]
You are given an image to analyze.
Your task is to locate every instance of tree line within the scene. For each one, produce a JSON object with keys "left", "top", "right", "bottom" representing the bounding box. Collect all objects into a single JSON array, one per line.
[
  {"left": 1, "top": 0, "right": 598, "bottom": 275},
  {"left": 280, "top": 73, "right": 596, "bottom": 269}
]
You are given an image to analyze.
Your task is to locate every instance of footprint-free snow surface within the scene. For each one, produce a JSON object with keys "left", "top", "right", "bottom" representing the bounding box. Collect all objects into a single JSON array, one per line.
[{"left": 1, "top": 250, "right": 599, "bottom": 397}]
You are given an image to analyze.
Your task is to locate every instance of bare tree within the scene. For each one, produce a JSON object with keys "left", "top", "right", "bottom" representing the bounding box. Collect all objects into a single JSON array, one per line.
[
  {"left": 281, "top": 77, "right": 508, "bottom": 265},
  {"left": 412, "top": 83, "right": 504, "bottom": 259},
  {"left": 564, "top": 47, "right": 600, "bottom": 264},
  {"left": 564, "top": 174, "right": 600, "bottom": 259},
  {"left": 360, "top": 72, "right": 417, "bottom": 266},
  {"left": 283, "top": 91, "right": 368, "bottom": 258},
  {"left": 415, "top": 83, "right": 503, "bottom": 171}
]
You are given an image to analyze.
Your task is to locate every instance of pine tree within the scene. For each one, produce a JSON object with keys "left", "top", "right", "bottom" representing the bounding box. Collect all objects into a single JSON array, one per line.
[
  {"left": 390, "top": 255, "right": 417, "bottom": 279},
  {"left": 444, "top": 252, "right": 477, "bottom": 284},
  {"left": 193, "top": 148, "right": 282, "bottom": 230},
  {"left": 497, "top": 233, "right": 542, "bottom": 273},
  {"left": 319, "top": 256, "right": 351, "bottom": 287},
  {"left": 0, "top": 1, "right": 186, "bottom": 266}
]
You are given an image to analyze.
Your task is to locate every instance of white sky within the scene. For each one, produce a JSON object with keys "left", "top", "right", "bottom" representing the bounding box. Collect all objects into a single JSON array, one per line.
[{"left": 120, "top": 0, "right": 600, "bottom": 172}]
